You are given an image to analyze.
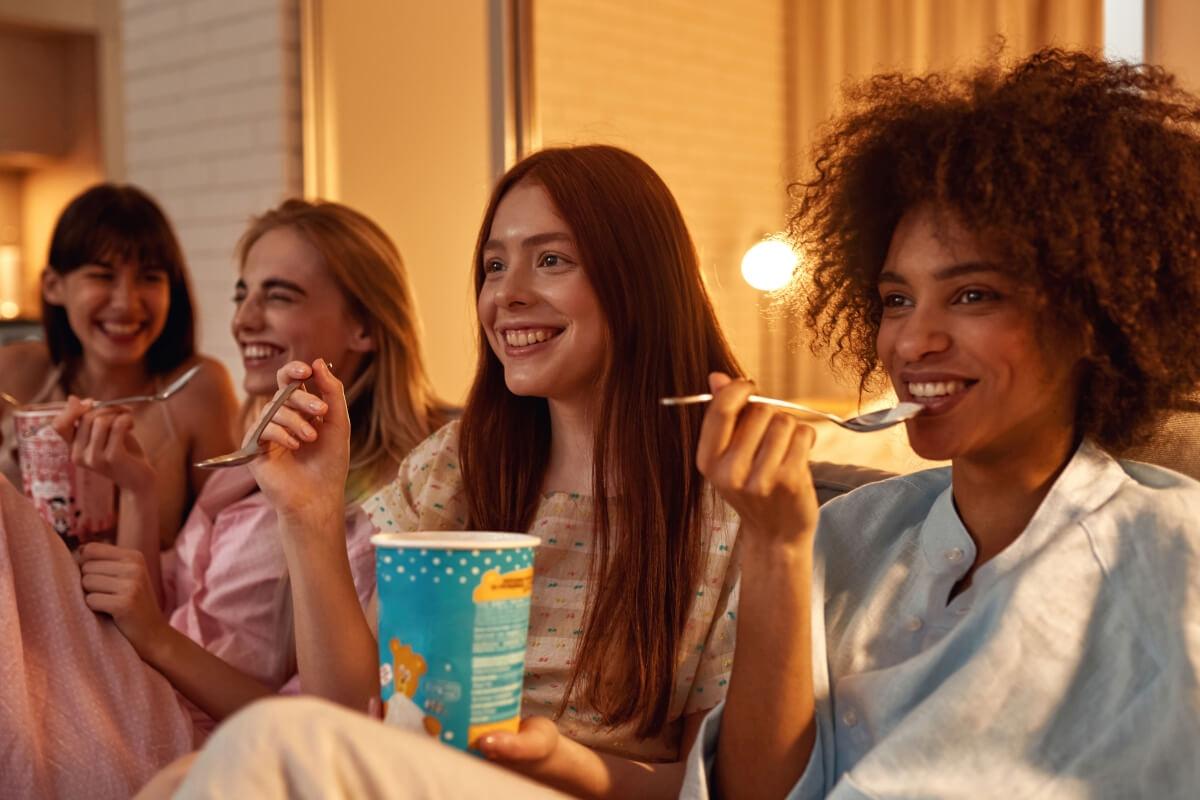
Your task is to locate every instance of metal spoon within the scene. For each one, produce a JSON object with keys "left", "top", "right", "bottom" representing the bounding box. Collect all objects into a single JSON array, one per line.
[
  {"left": 660, "top": 393, "right": 923, "bottom": 432},
  {"left": 93, "top": 364, "right": 203, "bottom": 409},
  {"left": 0, "top": 391, "right": 19, "bottom": 409},
  {"left": 195, "top": 382, "right": 301, "bottom": 469}
]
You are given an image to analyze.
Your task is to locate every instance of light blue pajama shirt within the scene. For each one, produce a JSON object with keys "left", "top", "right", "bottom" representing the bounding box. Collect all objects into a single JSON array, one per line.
[{"left": 683, "top": 440, "right": 1200, "bottom": 799}]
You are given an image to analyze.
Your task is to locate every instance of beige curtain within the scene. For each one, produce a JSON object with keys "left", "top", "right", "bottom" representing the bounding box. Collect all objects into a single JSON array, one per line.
[{"left": 787, "top": 0, "right": 1102, "bottom": 180}]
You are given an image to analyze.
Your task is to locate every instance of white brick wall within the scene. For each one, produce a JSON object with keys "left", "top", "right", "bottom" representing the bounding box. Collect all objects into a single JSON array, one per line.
[{"left": 120, "top": 0, "right": 302, "bottom": 392}]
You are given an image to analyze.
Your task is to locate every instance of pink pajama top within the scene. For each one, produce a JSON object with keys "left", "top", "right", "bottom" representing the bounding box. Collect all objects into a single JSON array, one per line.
[{"left": 161, "top": 465, "right": 378, "bottom": 731}]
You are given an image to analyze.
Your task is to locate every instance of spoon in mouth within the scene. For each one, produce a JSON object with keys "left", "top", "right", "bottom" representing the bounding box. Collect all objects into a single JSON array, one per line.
[{"left": 660, "top": 393, "right": 923, "bottom": 432}]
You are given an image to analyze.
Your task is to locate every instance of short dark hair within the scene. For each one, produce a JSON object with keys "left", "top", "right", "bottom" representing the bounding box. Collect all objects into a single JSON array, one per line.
[
  {"left": 789, "top": 48, "right": 1200, "bottom": 452},
  {"left": 42, "top": 183, "right": 195, "bottom": 374}
]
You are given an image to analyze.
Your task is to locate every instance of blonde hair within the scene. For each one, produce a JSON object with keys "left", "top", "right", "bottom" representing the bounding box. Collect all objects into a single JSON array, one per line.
[{"left": 238, "top": 199, "right": 446, "bottom": 500}]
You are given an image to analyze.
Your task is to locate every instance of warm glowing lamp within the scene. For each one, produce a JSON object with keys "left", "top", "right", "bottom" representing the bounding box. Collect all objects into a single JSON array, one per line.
[{"left": 740, "top": 236, "right": 798, "bottom": 292}]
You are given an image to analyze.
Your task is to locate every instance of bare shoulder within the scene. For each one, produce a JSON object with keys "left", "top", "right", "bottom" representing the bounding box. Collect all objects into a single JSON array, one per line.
[
  {"left": 0, "top": 341, "right": 53, "bottom": 400},
  {"left": 167, "top": 355, "right": 239, "bottom": 421},
  {"left": 186, "top": 355, "right": 236, "bottom": 396}
]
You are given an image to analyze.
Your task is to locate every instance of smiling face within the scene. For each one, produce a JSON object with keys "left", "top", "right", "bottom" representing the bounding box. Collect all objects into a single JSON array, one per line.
[
  {"left": 42, "top": 260, "right": 171, "bottom": 370},
  {"left": 876, "top": 206, "right": 1083, "bottom": 464},
  {"left": 233, "top": 226, "right": 373, "bottom": 397},
  {"left": 477, "top": 181, "right": 608, "bottom": 408}
]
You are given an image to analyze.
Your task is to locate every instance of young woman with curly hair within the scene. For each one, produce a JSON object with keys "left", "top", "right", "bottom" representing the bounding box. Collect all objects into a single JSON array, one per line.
[{"left": 688, "top": 48, "right": 1200, "bottom": 799}]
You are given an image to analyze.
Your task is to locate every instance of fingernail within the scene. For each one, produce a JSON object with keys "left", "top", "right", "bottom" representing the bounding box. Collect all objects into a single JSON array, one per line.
[
  {"left": 290, "top": 365, "right": 307, "bottom": 376},
  {"left": 309, "top": 401, "right": 325, "bottom": 413},
  {"left": 325, "top": 360, "right": 334, "bottom": 372}
]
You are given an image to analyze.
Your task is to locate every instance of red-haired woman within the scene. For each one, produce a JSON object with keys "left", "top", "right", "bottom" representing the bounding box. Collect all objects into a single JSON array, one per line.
[{"left": 174, "top": 145, "right": 746, "bottom": 798}]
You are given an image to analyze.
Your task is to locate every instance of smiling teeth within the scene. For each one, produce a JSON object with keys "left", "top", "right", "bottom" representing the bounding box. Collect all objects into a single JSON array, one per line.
[
  {"left": 101, "top": 322, "right": 140, "bottom": 336},
  {"left": 504, "top": 329, "right": 557, "bottom": 347},
  {"left": 243, "top": 344, "right": 283, "bottom": 360},
  {"left": 908, "top": 380, "right": 967, "bottom": 398}
]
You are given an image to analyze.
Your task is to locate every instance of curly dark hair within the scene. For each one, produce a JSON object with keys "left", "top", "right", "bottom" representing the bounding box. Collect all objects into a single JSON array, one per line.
[{"left": 790, "top": 47, "right": 1200, "bottom": 452}]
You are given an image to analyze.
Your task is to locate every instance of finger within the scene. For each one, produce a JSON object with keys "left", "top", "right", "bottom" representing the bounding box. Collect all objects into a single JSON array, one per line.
[
  {"left": 80, "top": 542, "right": 139, "bottom": 563},
  {"left": 81, "top": 573, "right": 128, "bottom": 594},
  {"left": 780, "top": 423, "right": 818, "bottom": 486},
  {"left": 696, "top": 375, "right": 755, "bottom": 474},
  {"left": 105, "top": 415, "right": 136, "bottom": 462},
  {"left": 708, "top": 372, "right": 735, "bottom": 394},
  {"left": 260, "top": 405, "right": 319, "bottom": 442},
  {"left": 242, "top": 396, "right": 315, "bottom": 449},
  {"left": 72, "top": 411, "right": 95, "bottom": 464},
  {"left": 311, "top": 359, "right": 348, "bottom": 429},
  {"left": 284, "top": 388, "right": 328, "bottom": 418},
  {"left": 84, "top": 413, "right": 117, "bottom": 465},
  {"left": 256, "top": 421, "right": 302, "bottom": 451},
  {"left": 280, "top": 360, "right": 312, "bottom": 390},
  {"left": 715, "top": 403, "right": 776, "bottom": 489},
  {"left": 51, "top": 396, "right": 92, "bottom": 443},
  {"left": 744, "top": 413, "right": 800, "bottom": 496},
  {"left": 477, "top": 717, "right": 558, "bottom": 762},
  {"left": 80, "top": 559, "right": 140, "bottom": 580},
  {"left": 84, "top": 592, "right": 122, "bottom": 615}
]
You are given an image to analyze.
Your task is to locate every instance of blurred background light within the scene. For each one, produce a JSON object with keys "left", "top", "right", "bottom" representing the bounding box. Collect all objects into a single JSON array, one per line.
[
  {"left": 0, "top": 245, "right": 20, "bottom": 319},
  {"left": 1104, "top": 0, "right": 1145, "bottom": 63},
  {"left": 741, "top": 236, "right": 798, "bottom": 292}
]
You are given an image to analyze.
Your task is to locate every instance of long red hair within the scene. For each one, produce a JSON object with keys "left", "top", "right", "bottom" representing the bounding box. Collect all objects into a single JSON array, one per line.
[{"left": 459, "top": 145, "right": 741, "bottom": 737}]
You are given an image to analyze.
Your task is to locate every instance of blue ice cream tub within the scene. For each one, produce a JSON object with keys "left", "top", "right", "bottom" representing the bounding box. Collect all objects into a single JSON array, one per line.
[{"left": 373, "top": 531, "right": 539, "bottom": 751}]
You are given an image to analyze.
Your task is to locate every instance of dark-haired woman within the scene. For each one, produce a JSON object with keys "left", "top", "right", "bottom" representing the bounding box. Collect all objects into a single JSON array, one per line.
[
  {"left": 686, "top": 48, "right": 1200, "bottom": 799},
  {"left": 169, "top": 145, "right": 746, "bottom": 798},
  {"left": 0, "top": 183, "right": 239, "bottom": 546}
]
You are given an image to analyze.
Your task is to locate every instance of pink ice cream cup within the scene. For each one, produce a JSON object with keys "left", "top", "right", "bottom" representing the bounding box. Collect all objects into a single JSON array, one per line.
[{"left": 14, "top": 403, "right": 115, "bottom": 549}]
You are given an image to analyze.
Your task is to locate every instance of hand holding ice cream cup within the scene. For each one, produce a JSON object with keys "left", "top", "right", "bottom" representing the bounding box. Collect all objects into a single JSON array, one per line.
[{"left": 373, "top": 531, "right": 539, "bottom": 752}]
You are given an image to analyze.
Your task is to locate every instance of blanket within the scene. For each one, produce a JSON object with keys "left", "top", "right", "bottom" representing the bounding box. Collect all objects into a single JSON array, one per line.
[{"left": 0, "top": 475, "right": 195, "bottom": 799}]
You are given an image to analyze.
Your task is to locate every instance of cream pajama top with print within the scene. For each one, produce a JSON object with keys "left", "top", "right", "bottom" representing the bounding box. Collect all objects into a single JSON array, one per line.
[{"left": 364, "top": 420, "right": 742, "bottom": 761}]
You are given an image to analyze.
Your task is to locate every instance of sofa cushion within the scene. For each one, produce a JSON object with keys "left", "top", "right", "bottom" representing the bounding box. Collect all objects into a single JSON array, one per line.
[
  {"left": 1123, "top": 398, "right": 1200, "bottom": 481},
  {"left": 811, "top": 461, "right": 897, "bottom": 506}
]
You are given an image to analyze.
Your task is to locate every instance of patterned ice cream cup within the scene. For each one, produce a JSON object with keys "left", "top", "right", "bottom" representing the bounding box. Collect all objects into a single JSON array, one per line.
[
  {"left": 14, "top": 403, "right": 115, "bottom": 550},
  {"left": 373, "top": 531, "right": 539, "bottom": 751}
]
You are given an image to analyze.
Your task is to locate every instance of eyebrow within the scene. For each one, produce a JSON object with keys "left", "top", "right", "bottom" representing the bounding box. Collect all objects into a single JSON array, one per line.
[
  {"left": 877, "top": 261, "right": 1004, "bottom": 285},
  {"left": 483, "top": 231, "right": 574, "bottom": 251},
  {"left": 236, "top": 277, "right": 308, "bottom": 295}
]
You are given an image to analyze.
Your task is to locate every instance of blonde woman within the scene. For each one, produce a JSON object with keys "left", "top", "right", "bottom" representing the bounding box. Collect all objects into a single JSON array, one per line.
[{"left": 0, "top": 199, "right": 446, "bottom": 799}]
